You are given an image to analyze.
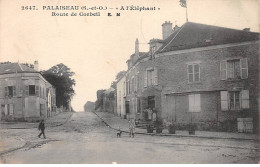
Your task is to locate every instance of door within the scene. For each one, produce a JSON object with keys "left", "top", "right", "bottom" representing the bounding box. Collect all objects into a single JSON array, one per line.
[
  {"left": 148, "top": 96, "right": 155, "bottom": 109},
  {"left": 125, "top": 101, "right": 130, "bottom": 114}
]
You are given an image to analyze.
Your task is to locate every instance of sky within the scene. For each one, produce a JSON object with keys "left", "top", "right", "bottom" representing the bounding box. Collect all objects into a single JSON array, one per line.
[{"left": 0, "top": 0, "right": 259, "bottom": 111}]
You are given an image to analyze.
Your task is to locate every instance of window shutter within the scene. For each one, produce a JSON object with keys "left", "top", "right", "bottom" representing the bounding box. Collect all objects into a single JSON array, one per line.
[
  {"left": 194, "top": 94, "right": 201, "bottom": 112},
  {"left": 25, "top": 86, "right": 29, "bottom": 96},
  {"left": 241, "top": 90, "right": 249, "bottom": 109},
  {"left": 188, "top": 94, "right": 194, "bottom": 112},
  {"left": 221, "top": 91, "right": 228, "bottom": 111},
  {"left": 144, "top": 71, "right": 147, "bottom": 88},
  {"left": 13, "top": 86, "right": 16, "bottom": 96},
  {"left": 5, "top": 105, "right": 8, "bottom": 115},
  {"left": 36, "top": 86, "right": 39, "bottom": 96},
  {"left": 240, "top": 58, "right": 248, "bottom": 79},
  {"left": 187, "top": 65, "right": 193, "bottom": 83},
  {"left": 153, "top": 68, "right": 158, "bottom": 85},
  {"left": 10, "top": 104, "right": 14, "bottom": 115},
  {"left": 5, "top": 87, "right": 8, "bottom": 96},
  {"left": 220, "top": 61, "right": 227, "bottom": 80}
]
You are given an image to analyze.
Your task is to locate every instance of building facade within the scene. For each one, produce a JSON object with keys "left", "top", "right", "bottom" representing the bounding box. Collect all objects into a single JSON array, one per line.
[
  {"left": 116, "top": 75, "right": 126, "bottom": 118},
  {"left": 0, "top": 62, "right": 56, "bottom": 121},
  {"left": 118, "top": 21, "right": 259, "bottom": 133}
]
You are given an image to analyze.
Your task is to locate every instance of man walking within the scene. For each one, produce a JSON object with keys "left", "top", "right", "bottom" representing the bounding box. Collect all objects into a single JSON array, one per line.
[
  {"left": 129, "top": 119, "right": 135, "bottom": 138},
  {"left": 38, "top": 120, "right": 46, "bottom": 139}
]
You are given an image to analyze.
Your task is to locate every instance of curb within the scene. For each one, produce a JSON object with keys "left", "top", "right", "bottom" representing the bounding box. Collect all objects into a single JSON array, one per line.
[
  {"left": 92, "top": 111, "right": 260, "bottom": 141},
  {"left": 0, "top": 112, "right": 73, "bottom": 130}
]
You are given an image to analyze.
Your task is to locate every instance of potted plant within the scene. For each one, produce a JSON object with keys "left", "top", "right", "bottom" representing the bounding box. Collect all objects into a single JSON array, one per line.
[
  {"left": 188, "top": 123, "right": 196, "bottom": 135},
  {"left": 168, "top": 123, "right": 176, "bottom": 134},
  {"left": 155, "top": 120, "right": 163, "bottom": 134},
  {"left": 147, "top": 124, "right": 153, "bottom": 133}
]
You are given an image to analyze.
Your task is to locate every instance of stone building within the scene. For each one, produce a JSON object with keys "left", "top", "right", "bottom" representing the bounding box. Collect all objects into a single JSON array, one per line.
[
  {"left": 116, "top": 75, "right": 126, "bottom": 118},
  {"left": 0, "top": 61, "right": 56, "bottom": 121},
  {"left": 118, "top": 21, "right": 259, "bottom": 133}
]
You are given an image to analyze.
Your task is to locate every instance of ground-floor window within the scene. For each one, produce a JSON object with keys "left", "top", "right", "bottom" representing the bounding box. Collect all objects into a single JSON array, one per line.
[{"left": 221, "top": 90, "right": 249, "bottom": 111}]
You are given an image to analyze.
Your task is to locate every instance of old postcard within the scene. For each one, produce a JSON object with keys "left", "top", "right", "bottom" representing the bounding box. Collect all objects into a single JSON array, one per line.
[{"left": 0, "top": 0, "right": 259, "bottom": 164}]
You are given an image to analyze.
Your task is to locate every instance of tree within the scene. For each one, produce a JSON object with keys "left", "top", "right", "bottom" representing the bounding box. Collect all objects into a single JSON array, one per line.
[
  {"left": 42, "top": 63, "right": 75, "bottom": 109},
  {"left": 115, "top": 70, "right": 126, "bottom": 81},
  {"left": 110, "top": 70, "right": 126, "bottom": 88}
]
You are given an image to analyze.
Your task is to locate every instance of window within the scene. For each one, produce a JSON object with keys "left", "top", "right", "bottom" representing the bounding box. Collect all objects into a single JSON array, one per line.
[
  {"left": 220, "top": 58, "right": 248, "bottom": 80},
  {"left": 220, "top": 90, "right": 249, "bottom": 111},
  {"left": 29, "top": 85, "right": 35, "bottom": 96},
  {"left": 4, "top": 86, "right": 16, "bottom": 97},
  {"left": 188, "top": 94, "right": 201, "bottom": 112},
  {"left": 144, "top": 68, "right": 158, "bottom": 87},
  {"left": 187, "top": 64, "right": 200, "bottom": 83}
]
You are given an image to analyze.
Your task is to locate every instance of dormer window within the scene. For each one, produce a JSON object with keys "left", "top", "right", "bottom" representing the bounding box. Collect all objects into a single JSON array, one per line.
[{"left": 150, "top": 46, "right": 156, "bottom": 57}]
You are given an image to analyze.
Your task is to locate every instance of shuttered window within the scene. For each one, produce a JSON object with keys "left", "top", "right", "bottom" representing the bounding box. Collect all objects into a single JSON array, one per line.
[
  {"left": 187, "top": 64, "right": 200, "bottom": 83},
  {"left": 220, "top": 58, "right": 248, "bottom": 80},
  {"left": 221, "top": 90, "right": 249, "bottom": 111},
  {"left": 144, "top": 68, "right": 158, "bottom": 87}
]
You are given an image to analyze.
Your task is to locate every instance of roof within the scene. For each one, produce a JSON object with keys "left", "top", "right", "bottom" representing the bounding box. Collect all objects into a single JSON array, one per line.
[
  {"left": 0, "top": 63, "right": 37, "bottom": 75},
  {"left": 158, "top": 22, "right": 259, "bottom": 53},
  {"left": 103, "top": 87, "right": 115, "bottom": 95},
  {"left": 126, "top": 52, "right": 148, "bottom": 63}
]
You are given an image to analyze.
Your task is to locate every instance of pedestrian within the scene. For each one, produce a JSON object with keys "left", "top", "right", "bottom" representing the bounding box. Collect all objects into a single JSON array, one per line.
[
  {"left": 129, "top": 119, "right": 135, "bottom": 138},
  {"left": 38, "top": 120, "right": 46, "bottom": 139}
]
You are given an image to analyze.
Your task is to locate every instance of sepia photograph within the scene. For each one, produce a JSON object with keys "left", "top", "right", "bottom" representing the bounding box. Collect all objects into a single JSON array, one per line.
[{"left": 0, "top": 0, "right": 259, "bottom": 164}]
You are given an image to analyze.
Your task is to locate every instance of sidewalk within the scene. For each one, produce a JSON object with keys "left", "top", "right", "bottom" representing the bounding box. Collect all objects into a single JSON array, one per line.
[
  {"left": 0, "top": 112, "right": 73, "bottom": 129},
  {"left": 93, "top": 111, "right": 260, "bottom": 141}
]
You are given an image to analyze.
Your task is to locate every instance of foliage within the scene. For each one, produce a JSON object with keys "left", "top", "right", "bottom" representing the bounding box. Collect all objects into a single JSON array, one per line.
[
  {"left": 41, "top": 63, "right": 75, "bottom": 109},
  {"left": 95, "top": 89, "right": 105, "bottom": 110},
  {"left": 115, "top": 70, "right": 126, "bottom": 81}
]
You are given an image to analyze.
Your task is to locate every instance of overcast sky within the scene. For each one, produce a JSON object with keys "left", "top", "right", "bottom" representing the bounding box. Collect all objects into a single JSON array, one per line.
[{"left": 0, "top": 0, "right": 259, "bottom": 111}]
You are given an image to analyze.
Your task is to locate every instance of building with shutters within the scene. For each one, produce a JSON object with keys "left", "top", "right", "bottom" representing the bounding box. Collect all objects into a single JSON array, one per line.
[
  {"left": 0, "top": 62, "right": 56, "bottom": 121},
  {"left": 118, "top": 21, "right": 259, "bottom": 133}
]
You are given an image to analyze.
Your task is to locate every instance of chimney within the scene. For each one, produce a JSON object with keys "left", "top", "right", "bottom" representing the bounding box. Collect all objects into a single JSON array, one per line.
[
  {"left": 243, "top": 28, "right": 250, "bottom": 32},
  {"left": 135, "top": 38, "right": 139, "bottom": 57},
  {"left": 34, "top": 61, "right": 39, "bottom": 71},
  {"left": 162, "top": 21, "right": 173, "bottom": 40}
]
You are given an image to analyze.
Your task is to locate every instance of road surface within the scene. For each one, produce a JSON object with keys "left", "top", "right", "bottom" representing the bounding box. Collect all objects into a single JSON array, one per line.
[{"left": 1, "top": 112, "right": 259, "bottom": 164}]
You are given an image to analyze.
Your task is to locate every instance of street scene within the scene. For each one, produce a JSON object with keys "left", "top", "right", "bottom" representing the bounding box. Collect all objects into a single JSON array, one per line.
[
  {"left": 0, "top": 111, "right": 260, "bottom": 164},
  {"left": 1, "top": 0, "right": 260, "bottom": 164}
]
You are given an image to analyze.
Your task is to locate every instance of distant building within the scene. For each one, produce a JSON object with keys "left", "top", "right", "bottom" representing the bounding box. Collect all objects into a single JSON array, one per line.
[
  {"left": 0, "top": 62, "right": 56, "bottom": 121},
  {"left": 117, "top": 21, "right": 259, "bottom": 133}
]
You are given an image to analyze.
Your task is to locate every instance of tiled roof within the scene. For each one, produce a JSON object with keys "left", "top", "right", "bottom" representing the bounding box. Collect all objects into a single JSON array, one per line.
[
  {"left": 158, "top": 22, "right": 259, "bottom": 53},
  {"left": 0, "top": 63, "right": 37, "bottom": 75}
]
